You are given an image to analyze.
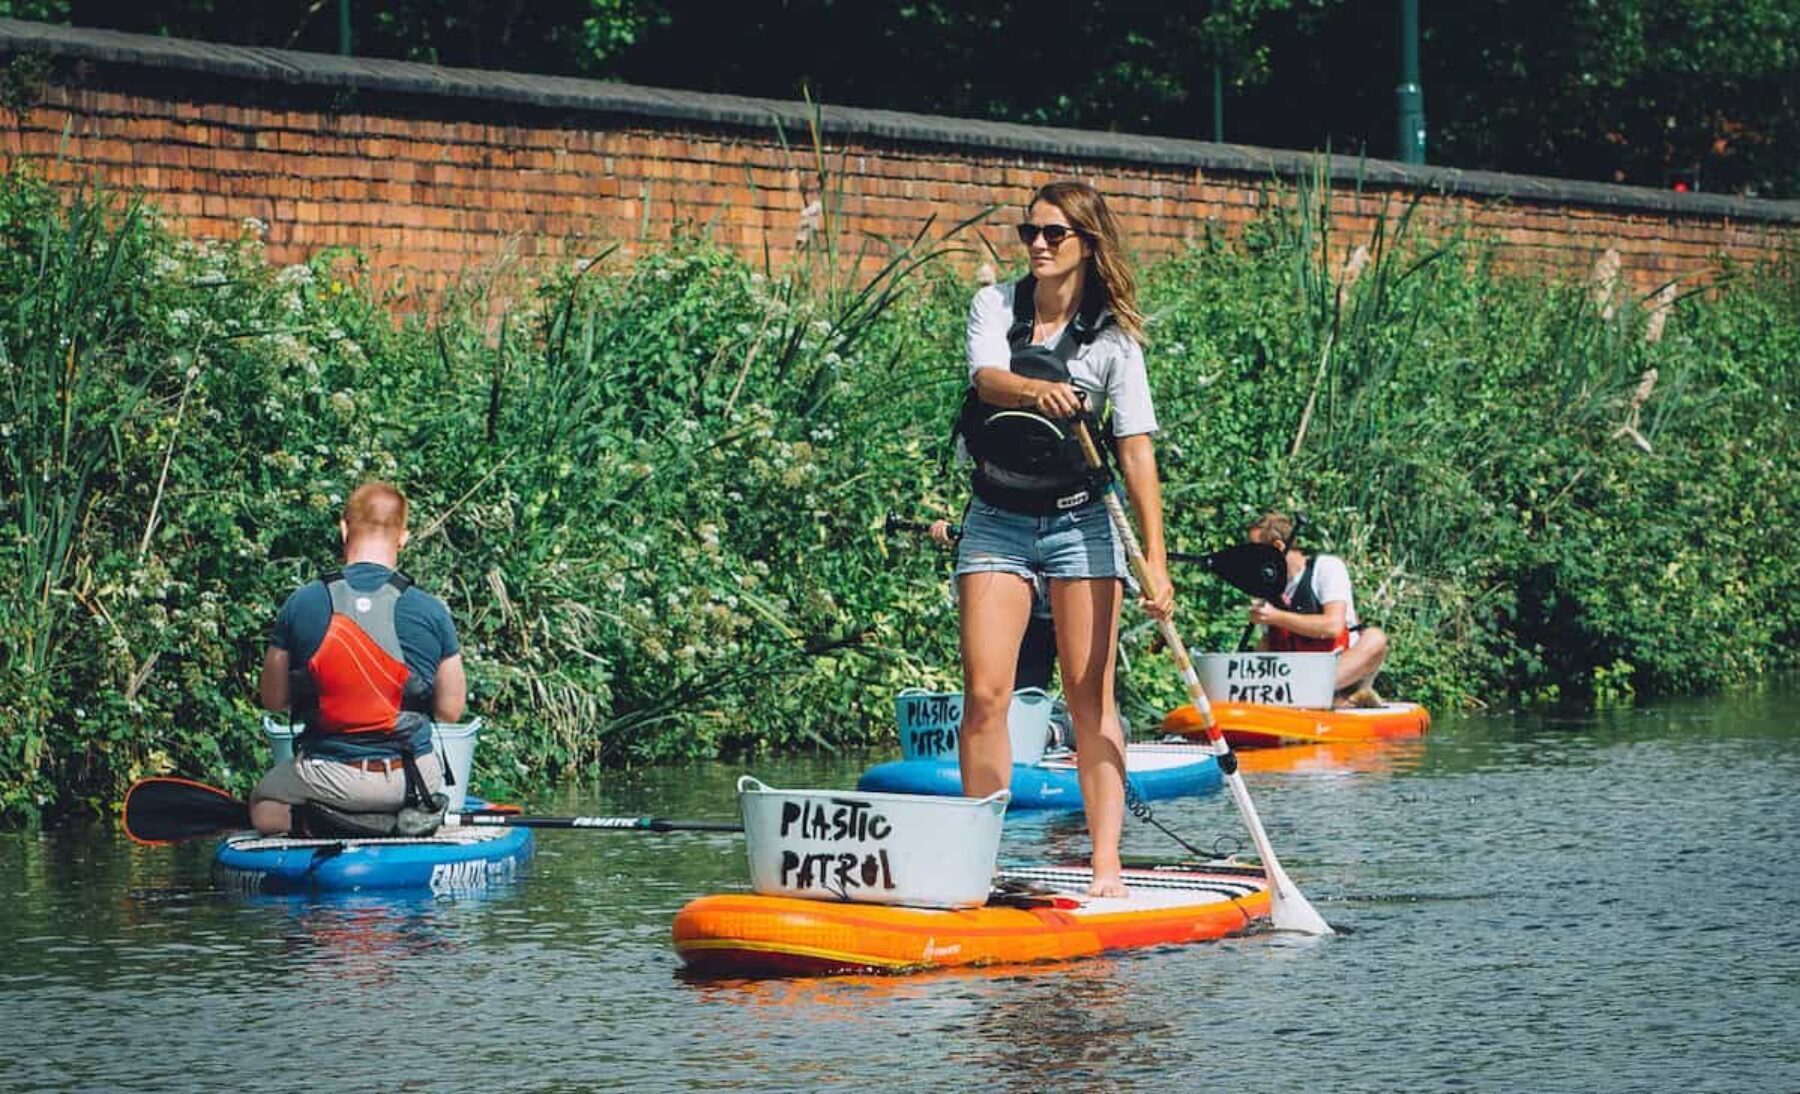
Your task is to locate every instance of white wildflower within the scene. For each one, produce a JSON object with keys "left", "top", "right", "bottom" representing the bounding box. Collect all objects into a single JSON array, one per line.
[{"left": 276, "top": 264, "right": 315, "bottom": 288}]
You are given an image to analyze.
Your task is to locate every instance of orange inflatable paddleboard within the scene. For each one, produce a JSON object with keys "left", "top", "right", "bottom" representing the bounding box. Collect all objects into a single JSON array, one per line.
[
  {"left": 673, "top": 861, "right": 1270, "bottom": 977},
  {"left": 1163, "top": 700, "right": 1430, "bottom": 747}
]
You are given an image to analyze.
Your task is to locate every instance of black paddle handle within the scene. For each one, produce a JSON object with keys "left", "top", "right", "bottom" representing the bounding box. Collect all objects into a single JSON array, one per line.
[{"left": 884, "top": 512, "right": 962, "bottom": 541}]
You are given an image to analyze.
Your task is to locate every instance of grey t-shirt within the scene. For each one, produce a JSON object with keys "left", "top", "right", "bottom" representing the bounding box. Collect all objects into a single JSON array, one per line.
[{"left": 965, "top": 281, "right": 1159, "bottom": 437}]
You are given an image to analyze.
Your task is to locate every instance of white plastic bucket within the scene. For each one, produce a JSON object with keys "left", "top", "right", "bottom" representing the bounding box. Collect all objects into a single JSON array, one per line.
[
  {"left": 261, "top": 715, "right": 482, "bottom": 810},
  {"left": 894, "top": 687, "right": 1052, "bottom": 766},
  {"left": 262, "top": 716, "right": 302, "bottom": 765},
  {"left": 1195, "top": 652, "right": 1339, "bottom": 708},
  {"left": 432, "top": 719, "right": 481, "bottom": 811},
  {"left": 736, "top": 775, "right": 1010, "bottom": 909}
]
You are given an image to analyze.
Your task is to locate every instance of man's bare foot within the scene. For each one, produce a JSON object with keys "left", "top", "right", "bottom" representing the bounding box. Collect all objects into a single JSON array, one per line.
[
  {"left": 1087, "top": 874, "right": 1129, "bottom": 899},
  {"left": 1348, "top": 685, "right": 1385, "bottom": 709}
]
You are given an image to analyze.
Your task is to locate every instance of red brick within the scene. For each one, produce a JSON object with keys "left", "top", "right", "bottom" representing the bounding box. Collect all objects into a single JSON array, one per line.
[{"left": 15, "top": 74, "right": 1794, "bottom": 301}]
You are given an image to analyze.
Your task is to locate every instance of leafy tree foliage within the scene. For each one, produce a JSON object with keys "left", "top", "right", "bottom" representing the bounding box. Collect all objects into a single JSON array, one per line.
[
  {"left": 13, "top": 0, "right": 1795, "bottom": 195},
  {"left": 1420, "top": 0, "right": 1800, "bottom": 197}
]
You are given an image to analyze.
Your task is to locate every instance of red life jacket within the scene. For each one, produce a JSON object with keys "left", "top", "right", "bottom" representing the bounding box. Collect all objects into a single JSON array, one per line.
[
  {"left": 302, "top": 571, "right": 431, "bottom": 738},
  {"left": 1265, "top": 554, "right": 1350, "bottom": 654}
]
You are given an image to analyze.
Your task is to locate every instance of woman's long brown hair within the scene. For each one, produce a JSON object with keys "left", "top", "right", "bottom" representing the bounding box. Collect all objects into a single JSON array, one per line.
[{"left": 1030, "top": 180, "right": 1147, "bottom": 344}]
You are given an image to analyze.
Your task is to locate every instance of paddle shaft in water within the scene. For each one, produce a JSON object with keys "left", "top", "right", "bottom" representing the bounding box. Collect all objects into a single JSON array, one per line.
[
  {"left": 123, "top": 777, "right": 742, "bottom": 843},
  {"left": 1071, "top": 421, "right": 1333, "bottom": 936},
  {"left": 451, "top": 814, "right": 742, "bottom": 833}
]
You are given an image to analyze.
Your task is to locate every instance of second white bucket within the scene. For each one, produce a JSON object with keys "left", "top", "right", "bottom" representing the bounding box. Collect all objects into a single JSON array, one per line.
[
  {"left": 260, "top": 716, "right": 482, "bottom": 810},
  {"left": 894, "top": 687, "right": 1053, "bottom": 766}
]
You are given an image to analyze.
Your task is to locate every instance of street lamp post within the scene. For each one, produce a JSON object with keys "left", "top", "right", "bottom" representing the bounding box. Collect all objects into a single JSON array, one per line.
[
  {"left": 1396, "top": 0, "right": 1426, "bottom": 164},
  {"left": 1211, "top": 0, "right": 1225, "bottom": 143}
]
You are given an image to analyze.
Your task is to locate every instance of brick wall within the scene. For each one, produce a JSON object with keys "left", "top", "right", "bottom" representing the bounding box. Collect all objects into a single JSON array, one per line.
[{"left": 3, "top": 18, "right": 1797, "bottom": 307}]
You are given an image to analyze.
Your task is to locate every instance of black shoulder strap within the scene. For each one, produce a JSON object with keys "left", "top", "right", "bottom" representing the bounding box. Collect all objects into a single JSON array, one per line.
[
  {"left": 1007, "top": 276, "right": 1037, "bottom": 348},
  {"left": 1067, "top": 282, "right": 1114, "bottom": 347},
  {"left": 318, "top": 569, "right": 343, "bottom": 586},
  {"left": 1287, "top": 554, "right": 1322, "bottom": 614}
]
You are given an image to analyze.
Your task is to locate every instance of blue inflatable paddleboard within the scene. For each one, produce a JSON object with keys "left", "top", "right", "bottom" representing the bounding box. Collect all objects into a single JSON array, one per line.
[
  {"left": 857, "top": 743, "right": 1222, "bottom": 811},
  {"left": 213, "top": 822, "right": 533, "bottom": 894}
]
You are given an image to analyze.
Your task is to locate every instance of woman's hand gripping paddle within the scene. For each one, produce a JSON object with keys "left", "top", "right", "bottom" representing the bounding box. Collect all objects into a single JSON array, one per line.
[
  {"left": 1070, "top": 423, "right": 1334, "bottom": 936},
  {"left": 122, "top": 777, "right": 744, "bottom": 844}
]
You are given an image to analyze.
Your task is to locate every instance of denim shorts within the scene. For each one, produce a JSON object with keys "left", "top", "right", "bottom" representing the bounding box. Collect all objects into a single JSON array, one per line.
[{"left": 954, "top": 499, "right": 1128, "bottom": 583}]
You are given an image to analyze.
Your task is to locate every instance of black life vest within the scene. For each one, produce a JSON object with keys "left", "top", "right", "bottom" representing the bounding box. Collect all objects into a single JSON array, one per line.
[
  {"left": 1265, "top": 555, "right": 1350, "bottom": 654},
  {"left": 956, "top": 276, "right": 1115, "bottom": 515}
]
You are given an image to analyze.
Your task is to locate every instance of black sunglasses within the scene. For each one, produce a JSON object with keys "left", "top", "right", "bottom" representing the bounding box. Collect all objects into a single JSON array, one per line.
[{"left": 1016, "top": 222, "right": 1084, "bottom": 247}]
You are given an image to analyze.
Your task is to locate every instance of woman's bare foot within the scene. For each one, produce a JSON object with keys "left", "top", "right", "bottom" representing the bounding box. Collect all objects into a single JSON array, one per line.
[{"left": 1087, "top": 874, "right": 1129, "bottom": 899}]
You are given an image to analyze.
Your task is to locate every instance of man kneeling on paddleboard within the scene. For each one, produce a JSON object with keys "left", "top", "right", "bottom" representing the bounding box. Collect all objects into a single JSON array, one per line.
[{"left": 250, "top": 482, "right": 465, "bottom": 836}]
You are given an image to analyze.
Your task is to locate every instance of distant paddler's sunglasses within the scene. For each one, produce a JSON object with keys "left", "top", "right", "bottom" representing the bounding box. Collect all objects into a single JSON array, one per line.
[{"left": 1015, "top": 222, "right": 1084, "bottom": 247}]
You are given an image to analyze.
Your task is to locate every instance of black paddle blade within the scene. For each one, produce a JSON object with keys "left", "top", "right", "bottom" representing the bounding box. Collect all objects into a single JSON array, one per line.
[
  {"left": 123, "top": 777, "right": 250, "bottom": 845},
  {"left": 1171, "top": 543, "right": 1287, "bottom": 600}
]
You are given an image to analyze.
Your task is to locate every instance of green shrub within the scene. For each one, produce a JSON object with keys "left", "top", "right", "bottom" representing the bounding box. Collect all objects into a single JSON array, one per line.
[{"left": 0, "top": 164, "right": 1795, "bottom": 825}]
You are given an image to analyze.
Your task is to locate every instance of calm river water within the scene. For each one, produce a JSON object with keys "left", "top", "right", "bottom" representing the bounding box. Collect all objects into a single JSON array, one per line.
[{"left": 3, "top": 682, "right": 1797, "bottom": 1093}]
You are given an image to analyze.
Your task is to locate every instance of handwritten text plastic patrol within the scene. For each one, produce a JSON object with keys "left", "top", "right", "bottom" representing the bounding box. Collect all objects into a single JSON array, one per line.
[
  {"left": 777, "top": 796, "right": 898, "bottom": 895},
  {"left": 1224, "top": 655, "right": 1295, "bottom": 704},
  {"left": 899, "top": 693, "right": 962, "bottom": 759}
]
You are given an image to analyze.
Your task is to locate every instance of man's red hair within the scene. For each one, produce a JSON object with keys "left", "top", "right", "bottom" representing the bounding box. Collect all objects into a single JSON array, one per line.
[{"left": 343, "top": 482, "right": 409, "bottom": 538}]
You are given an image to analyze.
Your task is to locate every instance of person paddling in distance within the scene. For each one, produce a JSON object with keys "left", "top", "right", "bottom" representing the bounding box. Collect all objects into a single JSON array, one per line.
[
  {"left": 1245, "top": 510, "right": 1389, "bottom": 707},
  {"left": 250, "top": 482, "right": 466, "bottom": 835},
  {"left": 955, "top": 180, "right": 1174, "bottom": 899}
]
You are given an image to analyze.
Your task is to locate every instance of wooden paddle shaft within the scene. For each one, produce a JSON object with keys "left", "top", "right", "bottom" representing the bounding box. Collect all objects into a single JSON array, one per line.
[
  {"left": 1069, "top": 421, "right": 1333, "bottom": 935},
  {"left": 1070, "top": 423, "right": 1217, "bottom": 734}
]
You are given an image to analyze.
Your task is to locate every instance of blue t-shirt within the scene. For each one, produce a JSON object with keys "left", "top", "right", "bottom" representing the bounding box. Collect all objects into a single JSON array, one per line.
[{"left": 271, "top": 561, "right": 459, "bottom": 758}]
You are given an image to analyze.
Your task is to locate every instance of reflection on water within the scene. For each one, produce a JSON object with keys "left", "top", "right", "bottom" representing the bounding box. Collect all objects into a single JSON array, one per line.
[
  {"left": 1234, "top": 737, "right": 1426, "bottom": 776},
  {"left": 259, "top": 897, "right": 470, "bottom": 990},
  {"left": 683, "top": 954, "right": 1191, "bottom": 1090},
  {"left": 2, "top": 682, "right": 1798, "bottom": 1092}
]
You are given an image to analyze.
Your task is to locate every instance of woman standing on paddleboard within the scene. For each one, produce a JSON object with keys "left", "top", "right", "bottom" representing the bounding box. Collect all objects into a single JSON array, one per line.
[{"left": 953, "top": 180, "right": 1173, "bottom": 898}]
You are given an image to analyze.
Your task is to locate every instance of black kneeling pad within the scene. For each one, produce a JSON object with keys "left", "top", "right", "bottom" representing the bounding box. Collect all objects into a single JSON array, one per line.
[
  {"left": 395, "top": 792, "right": 449, "bottom": 837},
  {"left": 298, "top": 795, "right": 447, "bottom": 839}
]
